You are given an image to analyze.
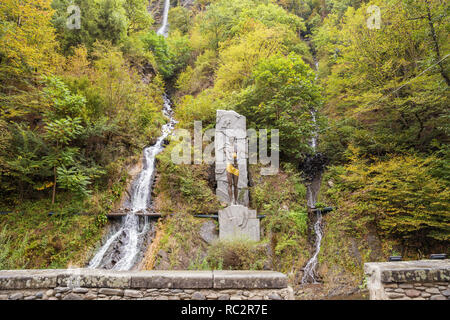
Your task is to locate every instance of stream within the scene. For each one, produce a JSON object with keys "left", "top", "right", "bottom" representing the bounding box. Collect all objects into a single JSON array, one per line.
[
  {"left": 157, "top": 0, "right": 171, "bottom": 36},
  {"left": 88, "top": 96, "right": 176, "bottom": 270},
  {"left": 300, "top": 61, "right": 325, "bottom": 284},
  {"left": 88, "top": 2, "right": 174, "bottom": 270}
]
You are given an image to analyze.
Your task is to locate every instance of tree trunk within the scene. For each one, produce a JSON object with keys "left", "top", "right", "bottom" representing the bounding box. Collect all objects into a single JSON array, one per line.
[
  {"left": 425, "top": 1, "right": 450, "bottom": 86},
  {"left": 52, "top": 166, "right": 56, "bottom": 205}
]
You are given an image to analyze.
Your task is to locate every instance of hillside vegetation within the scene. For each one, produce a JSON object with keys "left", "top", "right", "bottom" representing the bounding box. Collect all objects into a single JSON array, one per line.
[
  {"left": 145, "top": 0, "right": 449, "bottom": 298},
  {"left": 0, "top": 0, "right": 448, "bottom": 299}
]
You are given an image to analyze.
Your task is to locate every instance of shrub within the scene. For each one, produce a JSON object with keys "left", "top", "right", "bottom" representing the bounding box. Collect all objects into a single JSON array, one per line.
[
  {"left": 335, "top": 153, "right": 450, "bottom": 243},
  {"left": 206, "top": 240, "right": 268, "bottom": 270}
]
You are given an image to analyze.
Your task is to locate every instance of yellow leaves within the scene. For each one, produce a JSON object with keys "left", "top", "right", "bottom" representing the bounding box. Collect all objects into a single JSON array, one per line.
[
  {"left": 60, "top": 46, "right": 91, "bottom": 78},
  {"left": 35, "top": 181, "right": 54, "bottom": 191},
  {"left": 339, "top": 153, "right": 450, "bottom": 241},
  {"left": 0, "top": 0, "right": 60, "bottom": 81},
  {"left": 214, "top": 23, "right": 287, "bottom": 94}
]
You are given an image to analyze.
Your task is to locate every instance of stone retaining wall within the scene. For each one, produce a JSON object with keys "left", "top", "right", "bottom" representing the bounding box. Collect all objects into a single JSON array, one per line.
[
  {"left": 0, "top": 269, "right": 293, "bottom": 300},
  {"left": 364, "top": 259, "right": 450, "bottom": 300}
]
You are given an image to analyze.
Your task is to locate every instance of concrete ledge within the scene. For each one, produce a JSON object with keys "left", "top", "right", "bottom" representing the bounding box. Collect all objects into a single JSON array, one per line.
[
  {"left": 213, "top": 271, "right": 287, "bottom": 289},
  {"left": 364, "top": 260, "right": 450, "bottom": 300},
  {"left": 0, "top": 269, "right": 288, "bottom": 290},
  {"left": 57, "top": 269, "right": 131, "bottom": 288},
  {"left": 0, "top": 269, "right": 62, "bottom": 289},
  {"left": 365, "top": 259, "right": 450, "bottom": 283},
  {"left": 131, "top": 271, "right": 213, "bottom": 289}
]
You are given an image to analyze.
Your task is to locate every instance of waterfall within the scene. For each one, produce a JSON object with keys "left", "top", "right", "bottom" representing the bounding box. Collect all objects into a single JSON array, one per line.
[
  {"left": 301, "top": 211, "right": 323, "bottom": 284},
  {"left": 88, "top": 96, "right": 176, "bottom": 270},
  {"left": 88, "top": 0, "right": 176, "bottom": 271},
  {"left": 301, "top": 61, "right": 324, "bottom": 284},
  {"left": 157, "top": 0, "right": 171, "bottom": 36}
]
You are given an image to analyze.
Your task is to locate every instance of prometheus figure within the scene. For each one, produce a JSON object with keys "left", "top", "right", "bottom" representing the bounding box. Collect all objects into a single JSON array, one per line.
[{"left": 225, "top": 136, "right": 239, "bottom": 205}]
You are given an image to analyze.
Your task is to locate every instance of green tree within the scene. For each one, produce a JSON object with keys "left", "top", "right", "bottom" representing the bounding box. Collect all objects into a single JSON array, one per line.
[
  {"left": 337, "top": 152, "right": 450, "bottom": 243},
  {"left": 318, "top": 0, "right": 449, "bottom": 158},
  {"left": 52, "top": 0, "right": 129, "bottom": 53},
  {"left": 0, "top": 0, "right": 60, "bottom": 119},
  {"left": 235, "top": 53, "right": 323, "bottom": 160},
  {"left": 141, "top": 31, "right": 175, "bottom": 78},
  {"left": 43, "top": 116, "right": 84, "bottom": 204},
  {"left": 123, "top": 0, "right": 154, "bottom": 34}
]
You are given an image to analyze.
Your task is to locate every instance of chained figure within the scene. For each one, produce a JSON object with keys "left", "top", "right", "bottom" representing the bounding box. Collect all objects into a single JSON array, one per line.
[{"left": 225, "top": 136, "right": 239, "bottom": 205}]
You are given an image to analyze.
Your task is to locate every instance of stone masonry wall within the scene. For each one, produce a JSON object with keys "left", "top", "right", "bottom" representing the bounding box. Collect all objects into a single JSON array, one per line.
[
  {"left": 364, "top": 259, "right": 450, "bottom": 300},
  {"left": 0, "top": 269, "right": 294, "bottom": 301}
]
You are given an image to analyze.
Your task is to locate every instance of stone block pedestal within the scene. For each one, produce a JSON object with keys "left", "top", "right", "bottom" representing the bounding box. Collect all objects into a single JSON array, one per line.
[{"left": 218, "top": 205, "right": 260, "bottom": 241}]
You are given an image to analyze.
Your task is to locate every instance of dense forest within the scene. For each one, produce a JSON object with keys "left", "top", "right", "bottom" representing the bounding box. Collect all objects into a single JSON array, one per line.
[{"left": 0, "top": 0, "right": 448, "bottom": 298}]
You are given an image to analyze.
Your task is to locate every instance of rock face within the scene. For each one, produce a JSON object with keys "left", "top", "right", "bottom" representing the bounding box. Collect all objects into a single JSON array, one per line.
[
  {"left": 364, "top": 259, "right": 450, "bottom": 300},
  {"left": 215, "top": 110, "right": 249, "bottom": 206},
  {"left": 218, "top": 205, "right": 260, "bottom": 241},
  {"left": 199, "top": 220, "right": 219, "bottom": 244}
]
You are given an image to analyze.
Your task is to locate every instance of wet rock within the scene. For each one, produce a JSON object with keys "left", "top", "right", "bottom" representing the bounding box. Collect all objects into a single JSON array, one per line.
[
  {"left": 442, "top": 289, "right": 450, "bottom": 297},
  {"left": 298, "top": 153, "right": 328, "bottom": 182},
  {"left": 35, "top": 291, "right": 44, "bottom": 299},
  {"left": 218, "top": 294, "right": 230, "bottom": 300}
]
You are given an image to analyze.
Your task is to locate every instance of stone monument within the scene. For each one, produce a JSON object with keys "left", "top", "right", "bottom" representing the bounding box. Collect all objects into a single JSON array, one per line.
[
  {"left": 215, "top": 110, "right": 260, "bottom": 241},
  {"left": 218, "top": 205, "right": 260, "bottom": 241},
  {"left": 215, "top": 110, "right": 249, "bottom": 206}
]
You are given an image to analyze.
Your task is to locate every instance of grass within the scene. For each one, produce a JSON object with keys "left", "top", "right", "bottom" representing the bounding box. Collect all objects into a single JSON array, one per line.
[
  {"left": 0, "top": 194, "right": 108, "bottom": 269},
  {"left": 204, "top": 239, "right": 269, "bottom": 270}
]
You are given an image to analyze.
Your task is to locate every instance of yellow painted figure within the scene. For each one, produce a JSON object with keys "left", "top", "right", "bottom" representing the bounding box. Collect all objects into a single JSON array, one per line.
[
  {"left": 226, "top": 153, "right": 239, "bottom": 176},
  {"left": 226, "top": 140, "right": 239, "bottom": 205}
]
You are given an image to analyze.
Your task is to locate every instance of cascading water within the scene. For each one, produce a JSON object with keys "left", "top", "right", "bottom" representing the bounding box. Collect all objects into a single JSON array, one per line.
[
  {"left": 301, "top": 61, "right": 325, "bottom": 284},
  {"left": 88, "top": 0, "right": 175, "bottom": 271},
  {"left": 88, "top": 96, "right": 176, "bottom": 270},
  {"left": 301, "top": 211, "right": 323, "bottom": 284},
  {"left": 157, "top": 0, "right": 171, "bottom": 36}
]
